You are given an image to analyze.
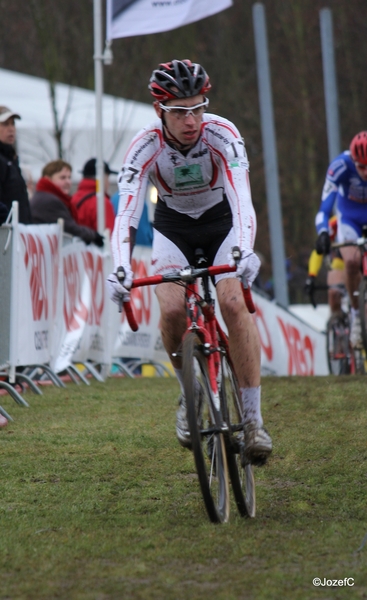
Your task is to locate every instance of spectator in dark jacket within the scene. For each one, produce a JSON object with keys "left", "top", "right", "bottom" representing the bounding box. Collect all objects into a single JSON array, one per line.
[
  {"left": 0, "top": 106, "right": 32, "bottom": 225},
  {"left": 71, "top": 158, "right": 116, "bottom": 235},
  {"left": 30, "top": 160, "right": 104, "bottom": 247},
  {"left": 0, "top": 201, "right": 8, "bottom": 224}
]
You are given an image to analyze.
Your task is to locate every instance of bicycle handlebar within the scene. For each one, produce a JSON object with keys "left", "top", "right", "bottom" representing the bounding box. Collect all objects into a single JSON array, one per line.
[
  {"left": 118, "top": 263, "right": 256, "bottom": 332},
  {"left": 332, "top": 237, "right": 367, "bottom": 250}
]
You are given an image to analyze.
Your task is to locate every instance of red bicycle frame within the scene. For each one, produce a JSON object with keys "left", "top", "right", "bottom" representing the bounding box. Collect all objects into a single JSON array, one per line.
[{"left": 121, "top": 263, "right": 256, "bottom": 400}]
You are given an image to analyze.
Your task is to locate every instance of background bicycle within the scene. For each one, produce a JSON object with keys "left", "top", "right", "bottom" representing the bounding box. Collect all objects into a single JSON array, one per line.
[{"left": 306, "top": 246, "right": 366, "bottom": 375}]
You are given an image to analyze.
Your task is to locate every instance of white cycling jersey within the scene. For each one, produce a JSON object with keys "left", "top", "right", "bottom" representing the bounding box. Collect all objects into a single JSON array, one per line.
[{"left": 111, "top": 113, "right": 256, "bottom": 270}]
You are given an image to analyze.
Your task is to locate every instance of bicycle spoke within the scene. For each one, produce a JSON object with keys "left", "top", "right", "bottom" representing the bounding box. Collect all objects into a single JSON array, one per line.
[
  {"left": 326, "top": 315, "right": 351, "bottom": 375},
  {"left": 219, "top": 349, "right": 256, "bottom": 518},
  {"left": 183, "top": 332, "right": 230, "bottom": 524}
]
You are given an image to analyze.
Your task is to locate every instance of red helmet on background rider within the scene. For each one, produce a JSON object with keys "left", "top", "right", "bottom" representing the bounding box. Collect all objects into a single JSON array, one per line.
[
  {"left": 149, "top": 59, "right": 211, "bottom": 102},
  {"left": 350, "top": 131, "right": 367, "bottom": 165}
]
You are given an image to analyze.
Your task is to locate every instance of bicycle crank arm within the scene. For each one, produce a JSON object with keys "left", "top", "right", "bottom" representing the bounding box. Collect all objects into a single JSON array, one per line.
[{"left": 201, "top": 423, "right": 229, "bottom": 435}]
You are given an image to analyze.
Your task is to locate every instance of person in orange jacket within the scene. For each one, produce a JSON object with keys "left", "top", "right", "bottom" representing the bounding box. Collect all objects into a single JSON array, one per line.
[{"left": 71, "top": 158, "right": 117, "bottom": 235}]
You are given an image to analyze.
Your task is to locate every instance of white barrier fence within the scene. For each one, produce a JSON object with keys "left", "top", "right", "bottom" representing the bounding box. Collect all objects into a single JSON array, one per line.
[
  {"left": 0, "top": 216, "right": 328, "bottom": 387},
  {"left": 252, "top": 294, "right": 328, "bottom": 376}
]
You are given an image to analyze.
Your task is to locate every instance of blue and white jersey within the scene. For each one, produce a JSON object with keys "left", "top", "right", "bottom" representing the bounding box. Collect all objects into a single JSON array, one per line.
[{"left": 315, "top": 150, "right": 367, "bottom": 235}]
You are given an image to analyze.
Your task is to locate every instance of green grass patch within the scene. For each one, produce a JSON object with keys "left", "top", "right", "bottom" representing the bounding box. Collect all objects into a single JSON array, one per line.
[{"left": 1, "top": 375, "right": 367, "bottom": 599}]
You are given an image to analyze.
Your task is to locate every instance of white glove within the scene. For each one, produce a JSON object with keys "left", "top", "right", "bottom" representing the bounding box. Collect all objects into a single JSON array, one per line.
[
  {"left": 106, "top": 270, "right": 132, "bottom": 306},
  {"left": 227, "top": 250, "right": 261, "bottom": 285}
]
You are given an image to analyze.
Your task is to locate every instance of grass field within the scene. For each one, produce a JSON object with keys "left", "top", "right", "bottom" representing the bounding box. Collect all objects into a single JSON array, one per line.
[{"left": 1, "top": 374, "right": 367, "bottom": 599}]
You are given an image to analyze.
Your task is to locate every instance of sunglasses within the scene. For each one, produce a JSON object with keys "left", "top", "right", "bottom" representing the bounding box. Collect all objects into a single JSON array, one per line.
[
  {"left": 355, "top": 162, "right": 367, "bottom": 171},
  {"left": 159, "top": 98, "right": 209, "bottom": 120}
]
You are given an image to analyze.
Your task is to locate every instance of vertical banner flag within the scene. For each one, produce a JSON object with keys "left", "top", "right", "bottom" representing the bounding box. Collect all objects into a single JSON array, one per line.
[{"left": 107, "top": 0, "right": 232, "bottom": 39}]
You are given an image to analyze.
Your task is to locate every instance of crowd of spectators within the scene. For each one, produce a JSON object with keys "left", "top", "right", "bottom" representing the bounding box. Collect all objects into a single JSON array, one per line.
[
  {"left": 0, "top": 104, "right": 155, "bottom": 430},
  {"left": 30, "top": 159, "right": 105, "bottom": 246},
  {"left": 0, "top": 104, "right": 124, "bottom": 248}
]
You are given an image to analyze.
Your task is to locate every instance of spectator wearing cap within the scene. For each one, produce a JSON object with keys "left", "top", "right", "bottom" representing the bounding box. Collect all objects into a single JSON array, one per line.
[
  {"left": 0, "top": 106, "right": 32, "bottom": 225},
  {"left": 30, "top": 160, "right": 104, "bottom": 247},
  {"left": 71, "top": 158, "right": 116, "bottom": 234}
]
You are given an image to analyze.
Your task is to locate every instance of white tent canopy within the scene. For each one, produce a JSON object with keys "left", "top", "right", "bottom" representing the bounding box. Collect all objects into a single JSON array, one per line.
[{"left": 0, "top": 68, "right": 156, "bottom": 185}]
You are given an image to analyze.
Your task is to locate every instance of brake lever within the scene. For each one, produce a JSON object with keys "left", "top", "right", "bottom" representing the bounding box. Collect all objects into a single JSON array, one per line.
[{"left": 231, "top": 245, "right": 242, "bottom": 265}]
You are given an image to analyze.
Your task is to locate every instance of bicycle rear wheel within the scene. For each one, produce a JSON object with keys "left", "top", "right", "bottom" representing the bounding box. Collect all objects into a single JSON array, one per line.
[
  {"left": 326, "top": 316, "right": 351, "bottom": 375},
  {"left": 359, "top": 277, "right": 367, "bottom": 354},
  {"left": 220, "top": 352, "right": 256, "bottom": 518},
  {"left": 351, "top": 347, "right": 366, "bottom": 375},
  {"left": 182, "top": 332, "right": 230, "bottom": 524}
]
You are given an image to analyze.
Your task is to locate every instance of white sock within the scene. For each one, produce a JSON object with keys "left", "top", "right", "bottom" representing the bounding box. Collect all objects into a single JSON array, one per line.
[
  {"left": 173, "top": 367, "right": 185, "bottom": 395},
  {"left": 351, "top": 308, "right": 360, "bottom": 319},
  {"left": 240, "top": 386, "right": 263, "bottom": 427},
  {"left": 173, "top": 368, "right": 201, "bottom": 397}
]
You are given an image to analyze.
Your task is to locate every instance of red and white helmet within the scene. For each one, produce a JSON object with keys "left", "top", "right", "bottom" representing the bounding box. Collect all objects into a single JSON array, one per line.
[
  {"left": 149, "top": 59, "right": 211, "bottom": 102},
  {"left": 350, "top": 131, "right": 367, "bottom": 165}
]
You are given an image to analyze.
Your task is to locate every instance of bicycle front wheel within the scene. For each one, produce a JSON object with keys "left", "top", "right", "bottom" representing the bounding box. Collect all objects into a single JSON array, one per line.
[
  {"left": 182, "top": 332, "right": 230, "bottom": 524},
  {"left": 220, "top": 352, "right": 256, "bottom": 518},
  {"left": 326, "top": 316, "right": 351, "bottom": 375},
  {"left": 351, "top": 347, "right": 366, "bottom": 375}
]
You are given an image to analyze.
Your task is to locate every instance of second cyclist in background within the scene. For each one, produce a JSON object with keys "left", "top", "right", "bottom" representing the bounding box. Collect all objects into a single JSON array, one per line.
[
  {"left": 315, "top": 131, "right": 367, "bottom": 348},
  {"left": 305, "top": 215, "right": 346, "bottom": 320}
]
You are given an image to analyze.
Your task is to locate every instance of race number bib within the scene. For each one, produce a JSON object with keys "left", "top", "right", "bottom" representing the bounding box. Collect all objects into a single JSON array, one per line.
[{"left": 174, "top": 164, "right": 204, "bottom": 188}]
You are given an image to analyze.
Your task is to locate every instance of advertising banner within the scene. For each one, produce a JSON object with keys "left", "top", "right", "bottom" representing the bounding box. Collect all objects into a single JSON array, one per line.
[
  {"left": 252, "top": 294, "right": 328, "bottom": 376},
  {"left": 10, "top": 223, "right": 62, "bottom": 369},
  {"left": 52, "top": 240, "right": 113, "bottom": 373},
  {"left": 213, "top": 284, "right": 328, "bottom": 376},
  {"left": 2, "top": 221, "right": 328, "bottom": 378}
]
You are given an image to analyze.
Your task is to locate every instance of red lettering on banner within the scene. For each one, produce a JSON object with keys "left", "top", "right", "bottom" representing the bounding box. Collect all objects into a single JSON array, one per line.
[
  {"left": 82, "top": 252, "right": 104, "bottom": 325},
  {"left": 254, "top": 303, "right": 273, "bottom": 361},
  {"left": 277, "top": 317, "right": 314, "bottom": 375},
  {"left": 303, "top": 335, "right": 314, "bottom": 374},
  {"left": 47, "top": 234, "right": 59, "bottom": 318},
  {"left": 21, "top": 233, "right": 48, "bottom": 321},
  {"left": 63, "top": 254, "right": 88, "bottom": 331}
]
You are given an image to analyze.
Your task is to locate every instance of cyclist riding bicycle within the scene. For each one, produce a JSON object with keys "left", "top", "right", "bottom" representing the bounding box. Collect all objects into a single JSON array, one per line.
[
  {"left": 107, "top": 59, "right": 272, "bottom": 467},
  {"left": 315, "top": 131, "right": 367, "bottom": 347},
  {"left": 305, "top": 215, "right": 346, "bottom": 318}
]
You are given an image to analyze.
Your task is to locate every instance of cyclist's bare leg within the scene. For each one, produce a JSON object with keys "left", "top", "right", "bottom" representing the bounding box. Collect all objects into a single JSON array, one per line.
[
  {"left": 155, "top": 282, "right": 186, "bottom": 370},
  {"left": 216, "top": 278, "right": 261, "bottom": 388},
  {"left": 327, "top": 268, "right": 345, "bottom": 315},
  {"left": 156, "top": 281, "right": 195, "bottom": 449},
  {"left": 340, "top": 246, "right": 361, "bottom": 309},
  {"left": 216, "top": 277, "right": 271, "bottom": 465}
]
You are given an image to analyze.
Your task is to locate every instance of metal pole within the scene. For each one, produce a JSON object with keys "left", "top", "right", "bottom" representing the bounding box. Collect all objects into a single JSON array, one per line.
[
  {"left": 320, "top": 8, "right": 341, "bottom": 162},
  {"left": 252, "top": 3, "right": 289, "bottom": 307},
  {"left": 93, "top": 0, "right": 105, "bottom": 234}
]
